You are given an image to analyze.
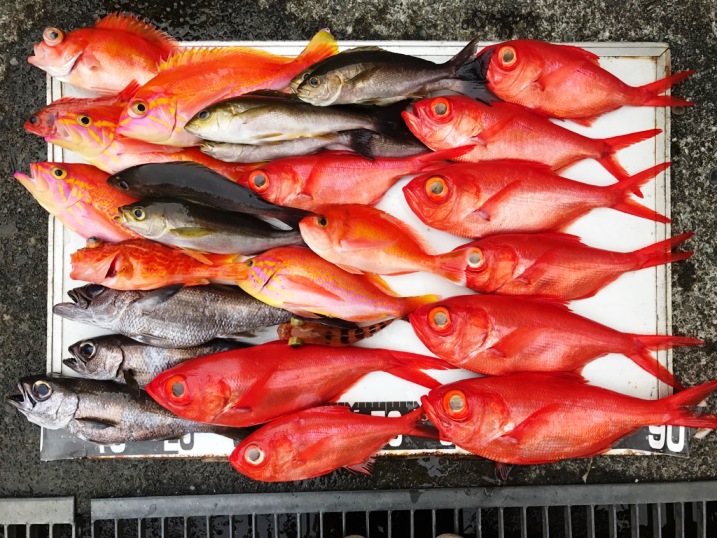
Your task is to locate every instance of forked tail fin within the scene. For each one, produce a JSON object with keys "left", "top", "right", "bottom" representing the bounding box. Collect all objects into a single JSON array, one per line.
[
  {"left": 609, "top": 162, "right": 671, "bottom": 222},
  {"left": 660, "top": 379, "right": 717, "bottom": 429},
  {"left": 599, "top": 128, "right": 662, "bottom": 184},
  {"left": 632, "top": 232, "right": 694, "bottom": 270},
  {"left": 293, "top": 29, "right": 339, "bottom": 70},
  {"left": 638, "top": 70, "right": 695, "bottom": 107}
]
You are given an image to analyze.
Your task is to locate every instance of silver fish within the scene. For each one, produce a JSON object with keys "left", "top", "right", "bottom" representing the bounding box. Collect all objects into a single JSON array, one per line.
[
  {"left": 7, "top": 375, "right": 248, "bottom": 444},
  {"left": 115, "top": 198, "right": 304, "bottom": 254},
  {"left": 52, "top": 284, "right": 293, "bottom": 348},
  {"left": 64, "top": 334, "right": 247, "bottom": 386}
]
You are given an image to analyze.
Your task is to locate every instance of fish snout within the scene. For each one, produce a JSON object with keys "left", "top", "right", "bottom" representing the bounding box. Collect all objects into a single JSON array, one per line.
[
  {"left": 6, "top": 383, "right": 30, "bottom": 412},
  {"left": 62, "top": 357, "right": 81, "bottom": 370}
]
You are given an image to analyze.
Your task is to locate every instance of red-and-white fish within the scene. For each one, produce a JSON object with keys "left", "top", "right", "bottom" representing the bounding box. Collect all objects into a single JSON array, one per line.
[{"left": 422, "top": 374, "right": 717, "bottom": 465}]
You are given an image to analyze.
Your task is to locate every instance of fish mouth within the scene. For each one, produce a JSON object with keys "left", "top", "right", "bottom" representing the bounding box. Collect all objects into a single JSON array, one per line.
[
  {"left": 402, "top": 182, "right": 421, "bottom": 212},
  {"left": 62, "top": 357, "right": 82, "bottom": 371},
  {"left": 420, "top": 395, "right": 450, "bottom": 432},
  {"left": 473, "top": 46, "right": 494, "bottom": 81},
  {"left": 29, "top": 49, "right": 82, "bottom": 78},
  {"left": 6, "top": 383, "right": 31, "bottom": 413},
  {"left": 401, "top": 109, "right": 422, "bottom": 137}
]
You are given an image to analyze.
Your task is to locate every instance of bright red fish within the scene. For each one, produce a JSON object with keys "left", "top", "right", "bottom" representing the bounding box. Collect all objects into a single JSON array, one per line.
[
  {"left": 239, "top": 147, "right": 469, "bottom": 212},
  {"left": 28, "top": 13, "right": 179, "bottom": 94},
  {"left": 145, "top": 341, "right": 452, "bottom": 426},
  {"left": 402, "top": 95, "right": 660, "bottom": 181},
  {"left": 14, "top": 162, "right": 139, "bottom": 242},
  {"left": 230, "top": 406, "right": 437, "bottom": 481},
  {"left": 408, "top": 295, "right": 701, "bottom": 388},
  {"left": 452, "top": 232, "right": 694, "bottom": 300},
  {"left": 403, "top": 160, "right": 669, "bottom": 238},
  {"left": 422, "top": 373, "right": 717, "bottom": 465},
  {"left": 474, "top": 39, "right": 694, "bottom": 125}
]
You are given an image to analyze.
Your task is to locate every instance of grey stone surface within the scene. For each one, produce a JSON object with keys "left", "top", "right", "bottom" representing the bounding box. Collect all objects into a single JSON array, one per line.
[{"left": 0, "top": 0, "right": 715, "bottom": 517}]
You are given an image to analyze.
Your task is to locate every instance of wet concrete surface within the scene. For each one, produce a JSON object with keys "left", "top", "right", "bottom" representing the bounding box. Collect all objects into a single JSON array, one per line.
[{"left": 0, "top": 0, "right": 715, "bottom": 520}]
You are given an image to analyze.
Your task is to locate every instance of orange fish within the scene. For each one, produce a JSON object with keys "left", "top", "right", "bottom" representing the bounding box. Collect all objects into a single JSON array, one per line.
[
  {"left": 299, "top": 205, "right": 467, "bottom": 282},
  {"left": 403, "top": 160, "right": 669, "bottom": 239},
  {"left": 402, "top": 95, "right": 660, "bottom": 181},
  {"left": 28, "top": 13, "right": 179, "bottom": 94},
  {"left": 69, "top": 238, "right": 243, "bottom": 290},
  {"left": 453, "top": 232, "right": 694, "bottom": 300},
  {"left": 235, "top": 246, "right": 439, "bottom": 322},
  {"left": 14, "top": 162, "right": 139, "bottom": 242},
  {"left": 277, "top": 318, "right": 394, "bottom": 347},
  {"left": 408, "top": 294, "right": 701, "bottom": 388},
  {"left": 230, "top": 406, "right": 437, "bottom": 481},
  {"left": 116, "top": 30, "right": 338, "bottom": 147},
  {"left": 474, "top": 39, "right": 694, "bottom": 125},
  {"left": 421, "top": 374, "right": 717, "bottom": 465}
]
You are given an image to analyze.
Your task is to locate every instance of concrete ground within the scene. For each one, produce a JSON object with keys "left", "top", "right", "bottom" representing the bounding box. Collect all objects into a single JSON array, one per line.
[{"left": 0, "top": 0, "right": 715, "bottom": 520}]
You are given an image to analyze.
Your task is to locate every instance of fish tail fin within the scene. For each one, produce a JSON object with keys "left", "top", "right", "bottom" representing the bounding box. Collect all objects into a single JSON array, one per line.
[
  {"left": 432, "top": 249, "right": 468, "bottom": 284},
  {"left": 400, "top": 294, "right": 440, "bottom": 318},
  {"left": 637, "top": 70, "right": 695, "bottom": 107},
  {"left": 336, "top": 129, "right": 377, "bottom": 159},
  {"left": 411, "top": 145, "right": 475, "bottom": 171},
  {"left": 371, "top": 101, "right": 425, "bottom": 148},
  {"left": 660, "top": 379, "right": 717, "bottom": 429},
  {"left": 448, "top": 37, "right": 482, "bottom": 78},
  {"left": 599, "top": 128, "right": 662, "bottom": 185},
  {"left": 609, "top": 162, "right": 671, "bottom": 223},
  {"left": 293, "top": 29, "right": 339, "bottom": 69},
  {"left": 625, "top": 345, "right": 685, "bottom": 390},
  {"left": 385, "top": 349, "right": 456, "bottom": 389},
  {"left": 632, "top": 232, "right": 695, "bottom": 270},
  {"left": 400, "top": 407, "right": 441, "bottom": 439}
]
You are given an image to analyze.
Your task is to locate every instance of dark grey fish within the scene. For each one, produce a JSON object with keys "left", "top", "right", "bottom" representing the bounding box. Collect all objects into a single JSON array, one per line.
[
  {"left": 115, "top": 198, "right": 304, "bottom": 254},
  {"left": 293, "top": 39, "right": 487, "bottom": 106},
  {"left": 64, "top": 334, "right": 247, "bottom": 387},
  {"left": 52, "top": 284, "right": 293, "bottom": 348},
  {"left": 7, "top": 375, "right": 249, "bottom": 444}
]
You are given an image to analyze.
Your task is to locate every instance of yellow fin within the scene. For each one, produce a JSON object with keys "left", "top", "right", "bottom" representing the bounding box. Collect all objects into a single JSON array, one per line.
[{"left": 294, "top": 29, "right": 338, "bottom": 67}]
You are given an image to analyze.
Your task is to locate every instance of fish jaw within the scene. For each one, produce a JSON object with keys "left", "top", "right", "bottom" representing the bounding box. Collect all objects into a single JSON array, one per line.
[
  {"left": 28, "top": 41, "right": 83, "bottom": 79},
  {"left": 7, "top": 377, "right": 78, "bottom": 430}
]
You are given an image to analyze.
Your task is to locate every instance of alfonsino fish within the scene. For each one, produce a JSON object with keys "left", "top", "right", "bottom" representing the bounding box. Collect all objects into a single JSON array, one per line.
[
  {"left": 474, "top": 39, "right": 694, "bottom": 125},
  {"left": 115, "top": 199, "right": 304, "bottom": 255},
  {"left": 409, "top": 295, "right": 701, "bottom": 387},
  {"left": 146, "top": 341, "right": 452, "bottom": 427},
  {"left": 239, "top": 146, "right": 469, "bottom": 212},
  {"left": 299, "top": 205, "right": 467, "bottom": 282},
  {"left": 403, "top": 161, "right": 669, "bottom": 238},
  {"left": 277, "top": 318, "right": 394, "bottom": 347},
  {"left": 52, "top": 284, "right": 292, "bottom": 348},
  {"left": 402, "top": 95, "right": 660, "bottom": 181},
  {"left": 230, "top": 406, "right": 437, "bottom": 481},
  {"left": 64, "top": 334, "right": 246, "bottom": 387},
  {"left": 421, "top": 373, "right": 717, "bottom": 465},
  {"left": 116, "top": 30, "right": 338, "bottom": 147},
  {"left": 453, "top": 232, "right": 694, "bottom": 300},
  {"left": 28, "top": 13, "right": 179, "bottom": 94},
  {"left": 292, "top": 39, "right": 484, "bottom": 106},
  {"left": 7, "top": 375, "right": 247, "bottom": 445},
  {"left": 235, "top": 246, "right": 439, "bottom": 322},
  {"left": 14, "top": 162, "right": 139, "bottom": 242}
]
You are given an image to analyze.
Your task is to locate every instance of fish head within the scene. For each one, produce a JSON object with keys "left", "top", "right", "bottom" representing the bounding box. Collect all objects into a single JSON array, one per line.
[
  {"left": 115, "top": 202, "right": 169, "bottom": 240},
  {"left": 459, "top": 239, "right": 519, "bottom": 292},
  {"left": 52, "top": 284, "right": 142, "bottom": 327},
  {"left": 403, "top": 96, "right": 482, "bottom": 148},
  {"left": 289, "top": 68, "right": 313, "bottom": 93},
  {"left": 476, "top": 41, "right": 544, "bottom": 96},
  {"left": 69, "top": 238, "right": 137, "bottom": 288},
  {"left": 229, "top": 429, "right": 297, "bottom": 481},
  {"left": 184, "top": 105, "right": 234, "bottom": 139},
  {"left": 64, "top": 336, "right": 124, "bottom": 381},
  {"left": 117, "top": 87, "right": 179, "bottom": 144},
  {"left": 7, "top": 375, "right": 79, "bottom": 430},
  {"left": 47, "top": 104, "right": 120, "bottom": 158},
  {"left": 14, "top": 162, "right": 102, "bottom": 212},
  {"left": 28, "top": 26, "right": 84, "bottom": 80},
  {"left": 402, "top": 171, "right": 460, "bottom": 227},
  {"left": 298, "top": 208, "right": 349, "bottom": 254},
  {"left": 243, "top": 166, "right": 298, "bottom": 206},
  {"left": 25, "top": 104, "right": 60, "bottom": 136},
  {"left": 296, "top": 72, "right": 344, "bottom": 106}
]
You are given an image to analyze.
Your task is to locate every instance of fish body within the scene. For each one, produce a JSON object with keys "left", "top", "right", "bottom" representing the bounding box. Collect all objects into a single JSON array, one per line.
[
  {"left": 474, "top": 40, "right": 694, "bottom": 125},
  {"left": 230, "top": 406, "right": 436, "bottom": 481},
  {"left": 421, "top": 373, "right": 717, "bottom": 465},
  {"left": 236, "top": 246, "right": 439, "bottom": 322},
  {"left": 7, "top": 375, "right": 246, "bottom": 445},
  {"left": 14, "top": 162, "right": 138, "bottom": 242},
  {"left": 277, "top": 318, "right": 394, "bottom": 347},
  {"left": 146, "top": 341, "right": 451, "bottom": 426},
  {"left": 403, "top": 161, "right": 670, "bottom": 238},
  {"left": 28, "top": 13, "right": 179, "bottom": 94},
  {"left": 292, "top": 39, "right": 483, "bottom": 106},
  {"left": 116, "top": 199, "right": 304, "bottom": 255},
  {"left": 408, "top": 294, "right": 700, "bottom": 387},
  {"left": 455, "top": 232, "right": 694, "bottom": 300},
  {"left": 299, "top": 205, "right": 466, "bottom": 282},
  {"left": 116, "top": 30, "right": 338, "bottom": 146},
  {"left": 64, "top": 334, "right": 246, "bottom": 386},
  {"left": 52, "top": 284, "right": 292, "bottom": 348},
  {"left": 402, "top": 95, "right": 660, "bottom": 181}
]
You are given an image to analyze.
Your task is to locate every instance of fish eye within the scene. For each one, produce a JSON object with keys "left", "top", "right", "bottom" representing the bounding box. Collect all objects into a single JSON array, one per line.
[
  {"left": 244, "top": 444, "right": 266, "bottom": 466},
  {"left": 51, "top": 167, "right": 67, "bottom": 179},
  {"left": 430, "top": 98, "right": 451, "bottom": 117},
  {"left": 43, "top": 27, "right": 64, "bottom": 46},
  {"left": 78, "top": 115, "right": 92, "bottom": 126},
  {"left": 466, "top": 247, "right": 485, "bottom": 270},
  {"left": 78, "top": 340, "right": 96, "bottom": 359},
  {"left": 246, "top": 259, "right": 254, "bottom": 267},
  {"left": 28, "top": 115, "right": 39, "bottom": 125},
  {"left": 117, "top": 180, "right": 129, "bottom": 191},
  {"left": 424, "top": 176, "right": 448, "bottom": 202},
  {"left": 428, "top": 306, "right": 452, "bottom": 332},
  {"left": 32, "top": 380, "right": 52, "bottom": 401},
  {"left": 85, "top": 284, "right": 106, "bottom": 298},
  {"left": 499, "top": 46, "right": 518, "bottom": 68},
  {"left": 309, "top": 76, "right": 320, "bottom": 87},
  {"left": 165, "top": 375, "right": 190, "bottom": 405},
  {"left": 198, "top": 110, "right": 210, "bottom": 121},
  {"left": 317, "top": 216, "right": 327, "bottom": 227},
  {"left": 249, "top": 171, "right": 269, "bottom": 192},
  {"left": 302, "top": 72, "right": 310, "bottom": 81},
  {"left": 86, "top": 237, "right": 104, "bottom": 249},
  {"left": 128, "top": 100, "right": 148, "bottom": 118},
  {"left": 132, "top": 207, "right": 146, "bottom": 221},
  {"left": 442, "top": 389, "right": 469, "bottom": 419}
]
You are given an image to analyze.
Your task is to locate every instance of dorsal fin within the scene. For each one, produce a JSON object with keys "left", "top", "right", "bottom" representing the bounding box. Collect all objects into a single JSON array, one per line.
[
  {"left": 374, "top": 208, "right": 436, "bottom": 255},
  {"left": 343, "top": 46, "right": 385, "bottom": 54},
  {"left": 115, "top": 80, "right": 141, "bottom": 104},
  {"left": 95, "top": 13, "right": 179, "bottom": 55},
  {"left": 533, "top": 232, "right": 587, "bottom": 247},
  {"left": 557, "top": 43, "right": 601, "bottom": 65},
  {"left": 159, "top": 46, "right": 289, "bottom": 71}
]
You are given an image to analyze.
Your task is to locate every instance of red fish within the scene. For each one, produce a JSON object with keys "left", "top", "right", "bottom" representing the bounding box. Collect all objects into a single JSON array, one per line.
[
  {"left": 239, "top": 147, "right": 469, "bottom": 212},
  {"left": 230, "top": 406, "right": 437, "bottom": 481},
  {"left": 452, "top": 232, "right": 694, "bottom": 300},
  {"left": 421, "top": 373, "right": 717, "bottom": 465},
  {"left": 145, "top": 341, "right": 452, "bottom": 426},
  {"left": 402, "top": 95, "right": 660, "bottom": 181},
  {"left": 408, "top": 295, "right": 701, "bottom": 388},
  {"left": 474, "top": 39, "right": 694, "bottom": 125},
  {"left": 28, "top": 13, "right": 179, "bottom": 94},
  {"left": 402, "top": 160, "right": 669, "bottom": 238}
]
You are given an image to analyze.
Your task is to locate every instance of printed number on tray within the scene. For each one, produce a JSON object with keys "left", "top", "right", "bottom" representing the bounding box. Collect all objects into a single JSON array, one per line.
[{"left": 648, "top": 425, "right": 686, "bottom": 452}]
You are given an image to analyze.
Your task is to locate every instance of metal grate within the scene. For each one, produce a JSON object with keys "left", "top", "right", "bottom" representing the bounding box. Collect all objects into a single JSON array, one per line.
[
  {"left": 0, "top": 497, "right": 75, "bottom": 538},
  {"left": 90, "top": 482, "right": 717, "bottom": 538}
]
